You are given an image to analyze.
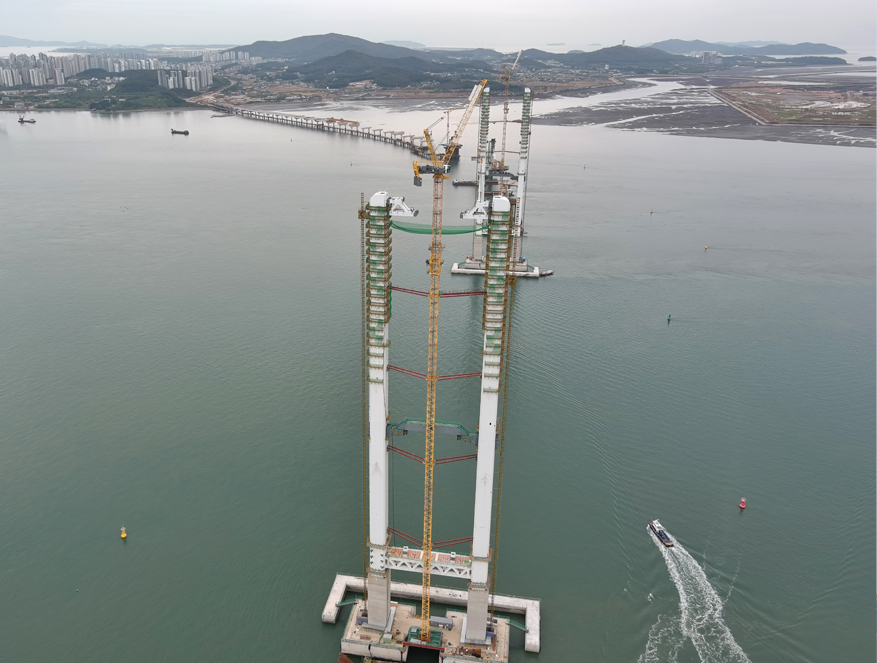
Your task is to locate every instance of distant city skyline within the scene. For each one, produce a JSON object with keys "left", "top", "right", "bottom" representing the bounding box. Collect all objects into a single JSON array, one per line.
[{"left": 3, "top": 0, "right": 875, "bottom": 52}]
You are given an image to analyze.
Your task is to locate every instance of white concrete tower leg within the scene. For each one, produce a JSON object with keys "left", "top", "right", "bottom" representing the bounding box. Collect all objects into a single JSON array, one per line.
[
  {"left": 461, "top": 88, "right": 492, "bottom": 262},
  {"left": 366, "top": 191, "right": 393, "bottom": 629},
  {"left": 513, "top": 88, "right": 532, "bottom": 266},
  {"left": 477, "top": 88, "right": 491, "bottom": 261},
  {"left": 465, "top": 196, "right": 511, "bottom": 644}
]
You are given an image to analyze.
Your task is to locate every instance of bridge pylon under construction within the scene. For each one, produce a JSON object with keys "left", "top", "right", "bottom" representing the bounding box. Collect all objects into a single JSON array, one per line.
[
  {"left": 453, "top": 87, "right": 551, "bottom": 278},
  {"left": 321, "top": 189, "right": 541, "bottom": 662},
  {"left": 322, "top": 79, "right": 542, "bottom": 662}
]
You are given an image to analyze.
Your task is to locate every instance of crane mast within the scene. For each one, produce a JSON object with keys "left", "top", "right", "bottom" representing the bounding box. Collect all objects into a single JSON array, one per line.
[
  {"left": 498, "top": 50, "right": 523, "bottom": 174},
  {"left": 413, "top": 80, "right": 487, "bottom": 641}
]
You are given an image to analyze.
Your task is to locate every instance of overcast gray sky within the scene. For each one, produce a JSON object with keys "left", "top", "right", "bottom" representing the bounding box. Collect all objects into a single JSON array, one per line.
[{"left": 3, "top": 0, "right": 875, "bottom": 50}]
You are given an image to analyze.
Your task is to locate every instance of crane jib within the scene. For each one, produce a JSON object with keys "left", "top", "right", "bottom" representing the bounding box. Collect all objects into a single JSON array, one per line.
[{"left": 412, "top": 80, "right": 488, "bottom": 187}]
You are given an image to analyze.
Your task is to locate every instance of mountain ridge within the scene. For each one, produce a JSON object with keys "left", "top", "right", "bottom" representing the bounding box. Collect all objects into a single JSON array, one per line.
[
  {"left": 231, "top": 33, "right": 508, "bottom": 63},
  {"left": 233, "top": 33, "right": 694, "bottom": 69},
  {"left": 286, "top": 49, "right": 491, "bottom": 88},
  {"left": 647, "top": 39, "right": 846, "bottom": 55},
  {"left": 523, "top": 45, "right": 687, "bottom": 66},
  {"left": 0, "top": 35, "right": 105, "bottom": 48},
  {"left": 229, "top": 33, "right": 425, "bottom": 62}
]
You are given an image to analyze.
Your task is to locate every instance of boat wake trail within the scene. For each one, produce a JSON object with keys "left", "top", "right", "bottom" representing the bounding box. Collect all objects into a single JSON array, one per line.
[{"left": 639, "top": 526, "right": 750, "bottom": 663}]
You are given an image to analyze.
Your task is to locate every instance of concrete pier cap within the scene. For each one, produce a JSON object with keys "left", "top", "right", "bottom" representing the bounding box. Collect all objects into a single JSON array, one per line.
[{"left": 323, "top": 573, "right": 541, "bottom": 653}]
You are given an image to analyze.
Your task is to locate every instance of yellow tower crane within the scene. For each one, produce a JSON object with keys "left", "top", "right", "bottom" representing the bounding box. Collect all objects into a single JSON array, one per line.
[
  {"left": 498, "top": 50, "right": 523, "bottom": 174},
  {"left": 411, "top": 80, "right": 487, "bottom": 642}
]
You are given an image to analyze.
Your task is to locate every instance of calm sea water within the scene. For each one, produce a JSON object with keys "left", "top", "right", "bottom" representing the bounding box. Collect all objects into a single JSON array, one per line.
[{"left": 0, "top": 99, "right": 873, "bottom": 663}]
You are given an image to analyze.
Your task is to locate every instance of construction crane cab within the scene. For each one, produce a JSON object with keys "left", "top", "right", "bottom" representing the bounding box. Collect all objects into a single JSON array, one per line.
[{"left": 413, "top": 163, "right": 449, "bottom": 187}]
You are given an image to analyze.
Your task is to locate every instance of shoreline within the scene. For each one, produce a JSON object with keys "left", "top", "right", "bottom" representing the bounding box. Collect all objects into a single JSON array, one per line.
[
  {"left": 530, "top": 73, "right": 875, "bottom": 148},
  {"left": 1, "top": 106, "right": 204, "bottom": 114},
  {"left": 6, "top": 80, "right": 874, "bottom": 148}
]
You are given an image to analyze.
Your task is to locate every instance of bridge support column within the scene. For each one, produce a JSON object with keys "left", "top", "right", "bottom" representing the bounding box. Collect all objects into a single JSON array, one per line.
[
  {"left": 465, "top": 196, "right": 511, "bottom": 644},
  {"left": 365, "top": 192, "right": 393, "bottom": 629}
]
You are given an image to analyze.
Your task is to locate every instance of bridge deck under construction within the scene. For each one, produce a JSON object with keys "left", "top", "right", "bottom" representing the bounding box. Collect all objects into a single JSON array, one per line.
[{"left": 209, "top": 103, "right": 432, "bottom": 157}]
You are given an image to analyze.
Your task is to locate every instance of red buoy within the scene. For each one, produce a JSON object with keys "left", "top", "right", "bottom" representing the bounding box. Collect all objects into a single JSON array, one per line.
[{"left": 739, "top": 498, "right": 746, "bottom": 509}]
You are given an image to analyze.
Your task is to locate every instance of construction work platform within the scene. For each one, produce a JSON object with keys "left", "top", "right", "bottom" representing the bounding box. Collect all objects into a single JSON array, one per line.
[
  {"left": 451, "top": 259, "right": 552, "bottom": 278},
  {"left": 386, "top": 546, "right": 474, "bottom": 579},
  {"left": 340, "top": 600, "right": 511, "bottom": 663},
  {"left": 323, "top": 574, "right": 541, "bottom": 653}
]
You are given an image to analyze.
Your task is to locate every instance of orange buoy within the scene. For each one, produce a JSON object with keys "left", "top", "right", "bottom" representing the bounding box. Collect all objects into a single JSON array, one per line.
[
  {"left": 739, "top": 498, "right": 746, "bottom": 509},
  {"left": 121, "top": 527, "right": 127, "bottom": 539}
]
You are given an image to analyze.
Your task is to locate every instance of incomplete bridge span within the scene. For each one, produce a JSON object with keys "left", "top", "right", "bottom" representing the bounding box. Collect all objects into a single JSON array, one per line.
[{"left": 209, "top": 103, "right": 431, "bottom": 157}]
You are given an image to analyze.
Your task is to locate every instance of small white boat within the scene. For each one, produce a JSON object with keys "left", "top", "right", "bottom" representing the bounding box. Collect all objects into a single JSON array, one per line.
[{"left": 649, "top": 519, "right": 673, "bottom": 547}]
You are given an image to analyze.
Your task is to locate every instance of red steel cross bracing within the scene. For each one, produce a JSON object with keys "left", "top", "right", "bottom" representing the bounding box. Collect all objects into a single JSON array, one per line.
[
  {"left": 390, "top": 286, "right": 485, "bottom": 298},
  {"left": 388, "top": 365, "right": 481, "bottom": 381},
  {"left": 387, "top": 527, "right": 473, "bottom": 550},
  {"left": 387, "top": 445, "right": 477, "bottom": 465}
]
